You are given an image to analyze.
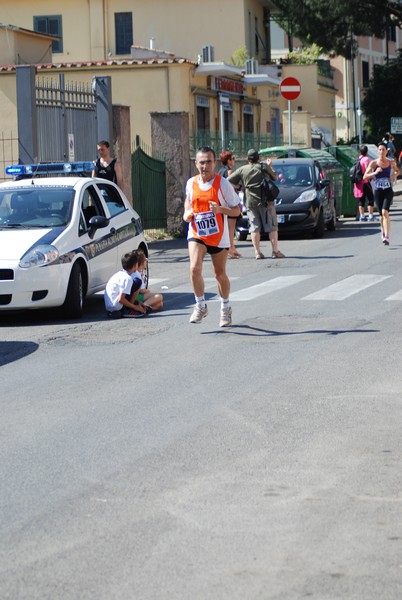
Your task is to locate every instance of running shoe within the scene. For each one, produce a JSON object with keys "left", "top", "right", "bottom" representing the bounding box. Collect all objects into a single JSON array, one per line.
[
  {"left": 219, "top": 306, "right": 232, "bottom": 327},
  {"left": 367, "top": 215, "right": 376, "bottom": 221},
  {"left": 359, "top": 215, "right": 367, "bottom": 221},
  {"left": 189, "top": 304, "right": 208, "bottom": 323},
  {"left": 383, "top": 237, "right": 390, "bottom": 246}
]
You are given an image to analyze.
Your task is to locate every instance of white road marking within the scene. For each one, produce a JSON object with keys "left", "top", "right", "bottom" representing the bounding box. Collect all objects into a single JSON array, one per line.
[
  {"left": 302, "top": 274, "right": 391, "bottom": 301},
  {"left": 385, "top": 290, "right": 402, "bottom": 301},
  {"left": 230, "top": 275, "right": 315, "bottom": 301}
]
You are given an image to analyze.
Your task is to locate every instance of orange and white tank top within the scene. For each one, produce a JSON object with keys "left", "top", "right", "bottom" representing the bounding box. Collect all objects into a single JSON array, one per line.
[{"left": 189, "top": 175, "right": 226, "bottom": 247}]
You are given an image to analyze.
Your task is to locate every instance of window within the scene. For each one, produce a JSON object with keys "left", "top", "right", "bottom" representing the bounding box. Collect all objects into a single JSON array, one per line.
[
  {"left": 97, "top": 183, "right": 126, "bottom": 217},
  {"left": 80, "top": 186, "right": 105, "bottom": 233},
  {"left": 388, "top": 23, "right": 396, "bottom": 43},
  {"left": 115, "top": 13, "right": 133, "bottom": 54},
  {"left": 255, "top": 16, "right": 259, "bottom": 56},
  {"left": 362, "top": 60, "right": 370, "bottom": 89},
  {"left": 34, "top": 15, "right": 63, "bottom": 53}
]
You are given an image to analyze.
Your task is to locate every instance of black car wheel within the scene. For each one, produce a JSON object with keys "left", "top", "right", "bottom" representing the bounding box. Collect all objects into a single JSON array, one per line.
[
  {"left": 326, "top": 210, "right": 336, "bottom": 231},
  {"left": 313, "top": 209, "right": 325, "bottom": 238},
  {"left": 62, "top": 262, "right": 84, "bottom": 318},
  {"left": 235, "top": 230, "right": 248, "bottom": 241}
]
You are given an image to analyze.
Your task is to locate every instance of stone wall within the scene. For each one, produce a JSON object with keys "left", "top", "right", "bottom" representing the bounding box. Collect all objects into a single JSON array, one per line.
[{"left": 150, "top": 111, "right": 191, "bottom": 235}]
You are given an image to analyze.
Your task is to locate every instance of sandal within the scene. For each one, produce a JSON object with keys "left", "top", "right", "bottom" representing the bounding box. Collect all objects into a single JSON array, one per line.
[
  {"left": 255, "top": 252, "right": 265, "bottom": 260},
  {"left": 272, "top": 250, "right": 285, "bottom": 259}
]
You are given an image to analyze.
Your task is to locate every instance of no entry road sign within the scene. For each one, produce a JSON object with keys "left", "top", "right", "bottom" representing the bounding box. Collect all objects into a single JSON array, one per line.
[{"left": 280, "top": 77, "right": 301, "bottom": 101}]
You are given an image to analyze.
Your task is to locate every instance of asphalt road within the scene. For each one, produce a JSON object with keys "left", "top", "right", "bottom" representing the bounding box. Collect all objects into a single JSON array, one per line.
[{"left": 1, "top": 197, "right": 402, "bottom": 599}]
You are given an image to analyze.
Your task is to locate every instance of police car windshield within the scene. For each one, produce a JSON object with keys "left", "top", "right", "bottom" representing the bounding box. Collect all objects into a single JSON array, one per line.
[{"left": 0, "top": 188, "right": 74, "bottom": 227}]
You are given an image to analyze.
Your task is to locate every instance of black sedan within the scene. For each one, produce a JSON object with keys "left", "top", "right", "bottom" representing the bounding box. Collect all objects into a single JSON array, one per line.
[{"left": 235, "top": 158, "right": 336, "bottom": 240}]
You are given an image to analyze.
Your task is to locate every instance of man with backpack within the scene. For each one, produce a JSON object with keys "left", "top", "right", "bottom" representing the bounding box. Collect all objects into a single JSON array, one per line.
[{"left": 352, "top": 145, "right": 375, "bottom": 222}]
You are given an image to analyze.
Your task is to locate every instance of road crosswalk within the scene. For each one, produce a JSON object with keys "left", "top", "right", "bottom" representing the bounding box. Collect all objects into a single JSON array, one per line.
[{"left": 149, "top": 273, "right": 402, "bottom": 303}]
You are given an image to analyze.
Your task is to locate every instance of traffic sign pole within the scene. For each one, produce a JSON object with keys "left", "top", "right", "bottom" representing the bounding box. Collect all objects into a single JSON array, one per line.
[
  {"left": 280, "top": 77, "right": 301, "bottom": 146},
  {"left": 288, "top": 100, "right": 292, "bottom": 145}
]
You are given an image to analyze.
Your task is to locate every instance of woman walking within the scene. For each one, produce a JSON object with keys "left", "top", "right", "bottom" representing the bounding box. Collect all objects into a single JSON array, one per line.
[{"left": 363, "top": 141, "right": 400, "bottom": 245}]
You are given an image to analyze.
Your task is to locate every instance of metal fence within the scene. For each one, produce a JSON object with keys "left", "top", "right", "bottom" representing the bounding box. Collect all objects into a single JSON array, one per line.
[{"left": 190, "top": 130, "right": 283, "bottom": 156}]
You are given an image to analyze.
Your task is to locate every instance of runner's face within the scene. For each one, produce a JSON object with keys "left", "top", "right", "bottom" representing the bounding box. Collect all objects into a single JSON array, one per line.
[{"left": 195, "top": 151, "right": 216, "bottom": 181}]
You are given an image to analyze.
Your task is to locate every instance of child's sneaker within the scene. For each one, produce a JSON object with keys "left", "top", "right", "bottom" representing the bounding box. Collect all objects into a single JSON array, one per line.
[{"left": 123, "top": 309, "right": 145, "bottom": 318}]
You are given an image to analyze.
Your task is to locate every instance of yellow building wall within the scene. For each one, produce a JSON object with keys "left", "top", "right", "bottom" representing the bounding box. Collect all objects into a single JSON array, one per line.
[
  {"left": 0, "top": 75, "right": 18, "bottom": 136},
  {"left": 0, "top": 0, "right": 269, "bottom": 63}
]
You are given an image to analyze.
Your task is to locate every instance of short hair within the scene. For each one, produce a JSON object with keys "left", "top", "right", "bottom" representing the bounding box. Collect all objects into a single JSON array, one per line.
[
  {"left": 359, "top": 144, "right": 368, "bottom": 155},
  {"left": 121, "top": 250, "right": 140, "bottom": 271},
  {"left": 247, "top": 149, "right": 260, "bottom": 163},
  {"left": 97, "top": 140, "right": 110, "bottom": 148},
  {"left": 383, "top": 133, "right": 390, "bottom": 142},
  {"left": 136, "top": 249, "right": 147, "bottom": 267},
  {"left": 220, "top": 151, "right": 234, "bottom": 166},
  {"left": 196, "top": 146, "right": 216, "bottom": 160}
]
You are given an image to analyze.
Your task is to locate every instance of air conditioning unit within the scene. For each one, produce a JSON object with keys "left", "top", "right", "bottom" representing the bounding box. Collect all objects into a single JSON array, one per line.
[
  {"left": 245, "top": 59, "right": 259, "bottom": 75},
  {"left": 201, "top": 45, "right": 215, "bottom": 63}
]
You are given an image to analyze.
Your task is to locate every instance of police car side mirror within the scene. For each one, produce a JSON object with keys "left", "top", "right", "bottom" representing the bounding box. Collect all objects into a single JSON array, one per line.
[{"left": 88, "top": 215, "right": 110, "bottom": 239}]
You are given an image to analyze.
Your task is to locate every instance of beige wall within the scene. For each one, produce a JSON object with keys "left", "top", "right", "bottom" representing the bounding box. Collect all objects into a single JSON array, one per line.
[
  {"left": 280, "top": 63, "right": 337, "bottom": 145},
  {"left": 0, "top": 28, "right": 52, "bottom": 65},
  {"left": 0, "top": 0, "right": 270, "bottom": 63}
]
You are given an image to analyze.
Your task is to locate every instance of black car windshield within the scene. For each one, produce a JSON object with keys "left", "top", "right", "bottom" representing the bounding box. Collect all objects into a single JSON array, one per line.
[
  {"left": 0, "top": 188, "right": 74, "bottom": 227},
  {"left": 274, "top": 164, "right": 313, "bottom": 186}
]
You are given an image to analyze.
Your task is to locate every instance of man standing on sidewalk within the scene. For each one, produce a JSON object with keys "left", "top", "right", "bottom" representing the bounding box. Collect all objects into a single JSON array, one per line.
[
  {"left": 183, "top": 146, "right": 241, "bottom": 327},
  {"left": 228, "top": 149, "right": 285, "bottom": 260}
]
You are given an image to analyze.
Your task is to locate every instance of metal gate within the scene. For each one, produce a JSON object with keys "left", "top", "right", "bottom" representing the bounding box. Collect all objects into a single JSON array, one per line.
[
  {"left": 132, "top": 142, "right": 166, "bottom": 230},
  {"left": 16, "top": 66, "right": 112, "bottom": 165},
  {"left": 36, "top": 74, "right": 97, "bottom": 162}
]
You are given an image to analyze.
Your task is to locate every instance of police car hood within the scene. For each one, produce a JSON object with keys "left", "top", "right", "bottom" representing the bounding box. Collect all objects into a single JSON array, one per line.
[{"left": 0, "top": 227, "right": 59, "bottom": 260}]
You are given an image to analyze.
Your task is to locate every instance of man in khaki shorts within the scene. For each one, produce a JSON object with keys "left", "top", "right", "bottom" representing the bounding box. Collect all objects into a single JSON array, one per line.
[{"left": 228, "top": 149, "right": 285, "bottom": 259}]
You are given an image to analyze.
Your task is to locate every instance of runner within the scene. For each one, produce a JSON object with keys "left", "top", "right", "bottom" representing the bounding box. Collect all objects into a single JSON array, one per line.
[{"left": 183, "top": 146, "right": 241, "bottom": 327}]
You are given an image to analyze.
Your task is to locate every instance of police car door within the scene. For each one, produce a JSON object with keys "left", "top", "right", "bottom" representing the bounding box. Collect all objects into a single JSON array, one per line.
[
  {"left": 79, "top": 184, "right": 118, "bottom": 290},
  {"left": 95, "top": 181, "right": 141, "bottom": 260}
]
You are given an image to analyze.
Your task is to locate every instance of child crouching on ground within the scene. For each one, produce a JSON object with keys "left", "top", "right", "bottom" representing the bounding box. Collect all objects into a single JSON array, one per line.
[
  {"left": 132, "top": 250, "right": 163, "bottom": 312},
  {"left": 104, "top": 250, "right": 152, "bottom": 318}
]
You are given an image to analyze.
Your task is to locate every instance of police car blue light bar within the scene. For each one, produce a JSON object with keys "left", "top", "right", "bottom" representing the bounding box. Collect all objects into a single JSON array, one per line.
[{"left": 6, "top": 162, "right": 94, "bottom": 176}]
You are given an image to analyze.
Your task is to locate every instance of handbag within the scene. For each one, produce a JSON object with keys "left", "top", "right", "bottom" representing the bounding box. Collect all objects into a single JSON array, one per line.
[{"left": 260, "top": 164, "right": 279, "bottom": 207}]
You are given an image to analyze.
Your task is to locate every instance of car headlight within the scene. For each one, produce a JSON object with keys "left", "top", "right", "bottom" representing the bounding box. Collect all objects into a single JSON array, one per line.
[
  {"left": 294, "top": 190, "right": 318, "bottom": 203},
  {"left": 19, "top": 245, "right": 59, "bottom": 268}
]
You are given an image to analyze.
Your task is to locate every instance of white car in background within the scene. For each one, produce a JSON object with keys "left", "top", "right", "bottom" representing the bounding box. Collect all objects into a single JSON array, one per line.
[{"left": 0, "top": 162, "right": 148, "bottom": 318}]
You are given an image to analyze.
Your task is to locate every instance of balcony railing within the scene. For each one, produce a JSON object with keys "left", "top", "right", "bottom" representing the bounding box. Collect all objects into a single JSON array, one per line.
[{"left": 190, "top": 130, "right": 283, "bottom": 157}]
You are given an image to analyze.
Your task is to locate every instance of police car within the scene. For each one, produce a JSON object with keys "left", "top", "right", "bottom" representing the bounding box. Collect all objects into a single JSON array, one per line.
[{"left": 0, "top": 162, "right": 148, "bottom": 317}]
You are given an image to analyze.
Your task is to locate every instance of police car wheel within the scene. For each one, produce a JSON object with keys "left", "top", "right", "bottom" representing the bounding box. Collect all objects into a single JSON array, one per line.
[{"left": 63, "top": 262, "right": 84, "bottom": 318}]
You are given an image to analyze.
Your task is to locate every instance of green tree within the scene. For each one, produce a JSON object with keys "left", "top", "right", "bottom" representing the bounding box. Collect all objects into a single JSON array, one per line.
[
  {"left": 272, "top": 0, "right": 402, "bottom": 58},
  {"left": 229, "top": 46, "right": 250, "bottom": 66},
  {"left": 362, "top": 51, "right": 402, "bottom": 141},
  {"left": 288, "top": 43, "right": 324, "bottom": 64}
]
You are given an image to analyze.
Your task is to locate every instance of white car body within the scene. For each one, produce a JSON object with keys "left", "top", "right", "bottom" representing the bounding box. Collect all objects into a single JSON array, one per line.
[{"left": 0, "top": 172, "right": 148, "bottom": 317}]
